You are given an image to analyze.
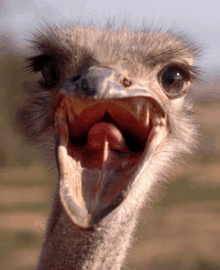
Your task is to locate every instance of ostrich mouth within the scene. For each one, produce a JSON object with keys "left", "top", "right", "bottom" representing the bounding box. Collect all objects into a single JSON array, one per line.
[{"left": 55, "top": 94, "right": 168, "bottom": 229}]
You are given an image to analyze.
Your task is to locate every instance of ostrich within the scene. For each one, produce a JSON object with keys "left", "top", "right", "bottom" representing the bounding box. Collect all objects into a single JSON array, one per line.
[{"left": 20, "top": 24, "right": 200, "bottom": 269}]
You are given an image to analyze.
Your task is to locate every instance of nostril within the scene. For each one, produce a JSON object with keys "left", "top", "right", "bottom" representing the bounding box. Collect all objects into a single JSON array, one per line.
[
  {"left": 121, "top": 77, "right": 132, "bottom": 88},
  {"left": 82, "top": 79, "right": 89, "bottom": 91},
  {"left": 81, "top": 78, "right": 97, "bottom": 96},
  {"left": 71, "top": 75, "right": 81, "bottom": 83}
]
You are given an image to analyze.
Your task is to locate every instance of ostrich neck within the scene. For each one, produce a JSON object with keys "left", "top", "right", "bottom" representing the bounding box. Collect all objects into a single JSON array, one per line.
[{"left": 36, "top": 179, "right": 138, "bottom": 270}]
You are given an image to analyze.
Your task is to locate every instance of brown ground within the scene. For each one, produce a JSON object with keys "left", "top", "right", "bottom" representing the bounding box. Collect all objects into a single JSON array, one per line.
[{"left": 1, "top": 103, "right": 220, "bottom": 270}]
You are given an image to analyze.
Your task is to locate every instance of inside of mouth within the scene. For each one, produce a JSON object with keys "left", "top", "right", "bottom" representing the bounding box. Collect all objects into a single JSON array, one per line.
[
  {"left": 56, "top": 97, "right": 167, "bottom": 227},
  {"left": 69, "top": 112, "right": 148, "bottom": 153}
]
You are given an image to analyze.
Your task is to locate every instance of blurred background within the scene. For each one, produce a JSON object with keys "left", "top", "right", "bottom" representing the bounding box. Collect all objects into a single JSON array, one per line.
[{"left": 0, "top": 0, "right": 220, "bottom": 269}]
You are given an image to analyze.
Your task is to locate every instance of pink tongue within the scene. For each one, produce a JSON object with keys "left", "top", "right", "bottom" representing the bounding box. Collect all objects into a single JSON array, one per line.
[{"left": 87, "top": 122, "right": 128, "bottom": 153}]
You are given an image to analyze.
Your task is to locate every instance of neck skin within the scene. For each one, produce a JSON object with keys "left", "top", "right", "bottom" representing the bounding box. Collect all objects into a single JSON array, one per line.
[{"left": 36, "top": 179, "right": 138, "bottom": 270}]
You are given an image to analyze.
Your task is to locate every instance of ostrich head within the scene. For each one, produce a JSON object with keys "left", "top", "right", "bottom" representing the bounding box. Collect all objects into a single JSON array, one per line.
[{"left": 22, "top": 25, "right": 200, "bottom": 230}]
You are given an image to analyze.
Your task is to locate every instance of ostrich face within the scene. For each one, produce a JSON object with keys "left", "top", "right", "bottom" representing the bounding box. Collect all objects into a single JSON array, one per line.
[{"left": 25, "top": 26, "right": 199, "bottom": 229}]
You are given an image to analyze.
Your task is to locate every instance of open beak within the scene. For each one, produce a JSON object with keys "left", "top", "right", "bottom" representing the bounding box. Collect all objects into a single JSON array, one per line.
[{"left": 55, "top": 66, "right": 168, "bottom": 229}]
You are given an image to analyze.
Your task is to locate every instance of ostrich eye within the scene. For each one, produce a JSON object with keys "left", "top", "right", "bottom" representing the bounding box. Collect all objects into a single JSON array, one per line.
[
  {"left": 160, "top": 66, "right": 187, "bottom": 97},
  {"left": 41, "top": 61, "right": 60, "bottom": 87},
  {"left": 28, "top": 54, "right": 61, "bottom": 88}
]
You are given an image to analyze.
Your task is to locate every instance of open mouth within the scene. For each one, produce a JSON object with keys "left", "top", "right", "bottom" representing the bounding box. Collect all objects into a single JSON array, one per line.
[{"left": 55, "top": 94, "right": 168, "bottom": 228}]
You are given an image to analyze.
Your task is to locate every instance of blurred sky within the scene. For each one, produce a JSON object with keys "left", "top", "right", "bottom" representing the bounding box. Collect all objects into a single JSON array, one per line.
[{"left": 1, "top": 0, "right": 220, "bottom": 68}]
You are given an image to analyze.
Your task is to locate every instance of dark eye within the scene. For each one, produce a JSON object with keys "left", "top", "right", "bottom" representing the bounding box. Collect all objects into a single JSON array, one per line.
[
  {"left": 41, "top": 60, "right": 60, "bottom": 88},
  {"left": 27, "top": 54, "right": 60, "bottom": 88},
  {"left": 159, "top": 66, "right": 188, "bottom": 97}
]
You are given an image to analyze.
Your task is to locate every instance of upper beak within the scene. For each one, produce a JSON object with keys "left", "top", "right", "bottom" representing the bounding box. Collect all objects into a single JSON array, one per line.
[{"left": 60, "top": 66, "right": 165, "bottom": 116}]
